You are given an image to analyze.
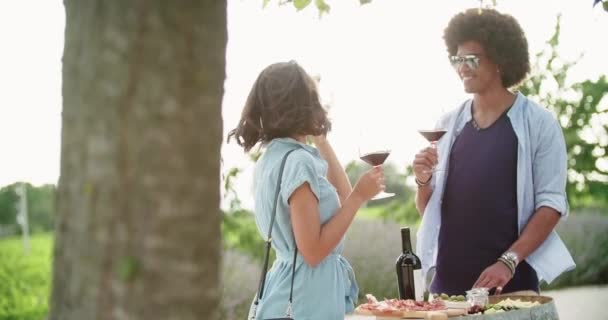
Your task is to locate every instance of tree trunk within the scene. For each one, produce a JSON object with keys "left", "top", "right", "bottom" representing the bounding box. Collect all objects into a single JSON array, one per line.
[{"left": 50, "top": 1, "right": 226, "bottom": 319}]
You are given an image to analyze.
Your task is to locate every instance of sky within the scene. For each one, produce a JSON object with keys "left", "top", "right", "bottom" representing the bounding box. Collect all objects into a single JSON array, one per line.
[{"left": 1, "top": 0, "right": 607, "bottom": 209}]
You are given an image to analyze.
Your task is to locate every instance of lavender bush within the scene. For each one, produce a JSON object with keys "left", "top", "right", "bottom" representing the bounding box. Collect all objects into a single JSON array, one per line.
[
  {"left": 220, "top": 213, "right": 608, "bottom": 318},
  {"left": 343, "top": 219, "right": 417, "bottom": 302},
  {"left": 221, "top": 249, "right": 260, "bottom": 320},
  {"left": 542, "top": 214, "right": 608, "bottom": 290}
]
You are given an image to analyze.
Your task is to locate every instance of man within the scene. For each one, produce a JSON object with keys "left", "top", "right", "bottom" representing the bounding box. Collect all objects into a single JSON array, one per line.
[{"left": 413, "top": 8, "right": 575, "bottom": 296}]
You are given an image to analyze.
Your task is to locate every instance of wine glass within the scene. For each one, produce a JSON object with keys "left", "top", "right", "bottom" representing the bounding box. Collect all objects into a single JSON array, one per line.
[
  {"left": 358, "top": 132, "right": 395, "bottom": 200},
  {"left": 417, "top": 129, "right": 447, "bottom": 174},
  {"left": 418, "top": 109, "right": 448, "bottom": 174}
]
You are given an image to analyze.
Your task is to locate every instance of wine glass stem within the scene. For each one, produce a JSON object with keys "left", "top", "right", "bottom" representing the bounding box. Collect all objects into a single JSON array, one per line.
[{"left": 425, "top": 141, "right": 438, "bottom": 174}]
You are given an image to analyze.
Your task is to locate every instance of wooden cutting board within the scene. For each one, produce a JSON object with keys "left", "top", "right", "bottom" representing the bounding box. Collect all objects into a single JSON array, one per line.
[{"left": 354, "top": 306, "right": 467, "bottom": 319}]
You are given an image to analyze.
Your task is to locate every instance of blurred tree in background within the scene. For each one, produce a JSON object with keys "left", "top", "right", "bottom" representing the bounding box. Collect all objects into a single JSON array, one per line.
[
  {"left": 0, "top": 183, "right": 55, "bottom": 235},
  {"left": 344, "top": 161, "right": 412, "bottom": 207},
  {"left": 0, "top": 186, "right": 18, "bottom": 227},
  {"left": 519, "top": 16, "right": 608, "bottom": 209},
  {"left": 345, "top": 161, "right": 420, "bottom": 224},
  {"left": 25, "top": 184, "right": 56, "bottom": 233},
  {"left": 221, "top": 165, "right": 267, "bottom": 262}
]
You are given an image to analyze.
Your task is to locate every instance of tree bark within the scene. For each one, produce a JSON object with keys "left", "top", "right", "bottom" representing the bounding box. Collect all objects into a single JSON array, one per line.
[{"left": 50, "top": 1, "right": 226, "bottom": 319}]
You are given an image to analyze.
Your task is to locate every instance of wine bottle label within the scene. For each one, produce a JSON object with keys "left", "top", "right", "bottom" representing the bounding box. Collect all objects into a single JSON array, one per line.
[{"left": 414, "top": 269, "right": 424, "bottom": 301}]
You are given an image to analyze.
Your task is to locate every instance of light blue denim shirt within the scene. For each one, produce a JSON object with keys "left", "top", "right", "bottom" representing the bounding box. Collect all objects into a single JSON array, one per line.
[
  {"left": 249, "top": 138, "right": 358, "bottom": 320},
  {"left": 416, "top": 92, "right": 576, "bottom": 284}
]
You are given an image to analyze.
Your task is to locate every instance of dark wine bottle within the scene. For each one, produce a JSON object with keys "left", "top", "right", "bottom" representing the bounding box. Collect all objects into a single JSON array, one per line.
[{"left": 395, "top": 227, "right": 422, "bottom": 300}]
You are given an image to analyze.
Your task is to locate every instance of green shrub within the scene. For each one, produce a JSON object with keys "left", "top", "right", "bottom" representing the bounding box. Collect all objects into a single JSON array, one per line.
[
  {"left": 377, "top": 197, "right": 421, "bottom": 226},
  {"left": 222, "top": 209, "right": 268, "bottom": 263}
]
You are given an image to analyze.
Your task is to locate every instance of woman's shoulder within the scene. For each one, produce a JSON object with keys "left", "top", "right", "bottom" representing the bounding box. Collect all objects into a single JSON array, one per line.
[
  {"left": 256, "top": 145, "right": 319, "bottom": 179},
  {"left": 262, "top": 145, "right": 316, "bottom": 166}
]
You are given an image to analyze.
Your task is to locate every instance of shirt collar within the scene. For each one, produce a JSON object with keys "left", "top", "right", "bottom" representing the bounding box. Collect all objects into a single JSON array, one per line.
[
  {"left": 506, "top": 91, "right": 525, "bottom": 120},
  {"left": 271, "top": 137, "right": 320, "bottom": 156}
]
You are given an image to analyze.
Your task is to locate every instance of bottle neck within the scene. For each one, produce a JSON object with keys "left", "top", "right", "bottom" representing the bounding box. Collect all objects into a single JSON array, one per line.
[{"left": 401, "top": 228, "right": 412, "bottom": 253}]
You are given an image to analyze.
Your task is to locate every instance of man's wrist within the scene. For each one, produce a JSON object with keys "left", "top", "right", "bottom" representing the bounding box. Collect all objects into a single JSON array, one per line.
[
  {"left": 497, "top": 257, "right": 515, "bottom": 276},
  {"left": 415, "top": 176, "right": 432, "bottom": 187},
  {"left": 498, "top": 250, "right": 519, "bottom": 276},
  {"left": 501, "top": 250, "right": 520, "bottom": 267}
]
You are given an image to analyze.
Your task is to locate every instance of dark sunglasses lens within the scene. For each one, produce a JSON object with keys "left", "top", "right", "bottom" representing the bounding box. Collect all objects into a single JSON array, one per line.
[
  {"left": 449, "top": 56, "right": 461, "bottom": 67},
  {"left": 450, "top": 56, "right": 479, "bottom": 69},
  {"left": 464, "top": 57, "right": 479, "bottom": 69}
]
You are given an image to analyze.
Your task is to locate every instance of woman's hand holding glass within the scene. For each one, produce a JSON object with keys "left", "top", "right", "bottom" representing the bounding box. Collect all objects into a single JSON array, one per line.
[{"left": 352, "top": 166, "right": 385, "bottom": 203}]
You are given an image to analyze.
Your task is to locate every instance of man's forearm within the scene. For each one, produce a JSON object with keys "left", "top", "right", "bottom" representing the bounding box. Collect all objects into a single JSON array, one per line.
[{"left": 509, "top": 206, "right": 561, "bottom": 261}]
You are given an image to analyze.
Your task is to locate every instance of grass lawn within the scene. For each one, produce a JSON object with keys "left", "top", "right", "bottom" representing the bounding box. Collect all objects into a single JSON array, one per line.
[{"left": 0, "top": 234, "right": 52, "bottom": 320}]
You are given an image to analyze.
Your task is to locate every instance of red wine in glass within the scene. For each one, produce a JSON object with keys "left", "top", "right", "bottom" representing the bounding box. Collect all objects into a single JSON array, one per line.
[
  {"left": 418, "top": 130, "right": 447, "bottom": 143},
  {"left": 358, "top": 150, "right": 394, "bottom": 200},
  {"left": 418, "top": 129, "right": 447, "bottom": 173},
  {"left": 360, "top": 151, "right": 390, "bottom": 166}
]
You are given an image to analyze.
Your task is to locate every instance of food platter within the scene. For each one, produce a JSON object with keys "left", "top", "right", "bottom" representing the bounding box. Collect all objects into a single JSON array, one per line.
[
  {"left": 354, "top": 306, "right": 467, "bottom": 319},
  {"left": 354, "top": 294, "right": 558, "bottom": 319},
  {"left": 354, "top": 294, "right": 467, "bottom": 319},
  {"left": 464, "top": 295, "right": 559, "bottom": 319}
]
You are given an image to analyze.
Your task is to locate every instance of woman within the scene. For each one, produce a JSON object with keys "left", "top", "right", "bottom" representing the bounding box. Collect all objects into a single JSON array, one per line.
[{"left": 228, "top": 61, "right": 384, "bottom": 319}]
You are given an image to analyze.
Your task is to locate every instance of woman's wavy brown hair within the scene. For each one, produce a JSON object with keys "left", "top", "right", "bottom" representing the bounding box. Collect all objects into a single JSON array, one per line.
[
  {"left": 444, "top": 8, "right": 530, "bottom": 88},
  {"left": 227, "top": 61, "right": 331, "bottom": 152}
]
